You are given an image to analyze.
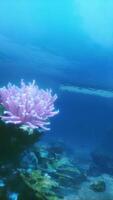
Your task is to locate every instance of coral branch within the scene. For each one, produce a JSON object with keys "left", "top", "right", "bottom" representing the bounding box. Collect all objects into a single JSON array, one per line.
[{"left": 0, "top": 80, "right": 59, "bottom": 130}]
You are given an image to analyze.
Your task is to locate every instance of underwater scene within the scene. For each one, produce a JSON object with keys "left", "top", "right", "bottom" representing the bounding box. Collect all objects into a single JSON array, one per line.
[{"left": 0, "top": 0, "right": 113, "bottom": 199}]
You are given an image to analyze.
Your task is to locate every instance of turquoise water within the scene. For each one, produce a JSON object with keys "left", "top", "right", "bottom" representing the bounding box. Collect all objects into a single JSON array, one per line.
[{"left": 0, "top": 1, "right": 113, "bottom": 199}]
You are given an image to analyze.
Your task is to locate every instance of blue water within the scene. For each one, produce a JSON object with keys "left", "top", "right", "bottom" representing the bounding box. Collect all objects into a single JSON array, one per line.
[
  {"left": 1, "top": 1, "right": 113, "bottom": 199},
  {"left": 0, "top": 0, "right": 113, "bottom": 152}
]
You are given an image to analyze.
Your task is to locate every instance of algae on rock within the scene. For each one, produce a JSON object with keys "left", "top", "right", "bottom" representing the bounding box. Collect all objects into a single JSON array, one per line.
[{"left": 20, "top": 170, "right": 61, "bottom": 200}]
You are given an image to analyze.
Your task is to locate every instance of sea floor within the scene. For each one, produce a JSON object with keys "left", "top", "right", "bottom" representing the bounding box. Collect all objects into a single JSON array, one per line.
[
  {"left": 0, "top": 121, "right": 113, "bottom": 200},
  {"left": 0, "top": 137, "right": 113, "bottom": 200}
]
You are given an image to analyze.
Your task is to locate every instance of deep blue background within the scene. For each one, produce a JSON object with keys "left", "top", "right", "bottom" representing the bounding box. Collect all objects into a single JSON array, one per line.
[{"left": 0, "top": 0, "right": 113, "bottom": 151}]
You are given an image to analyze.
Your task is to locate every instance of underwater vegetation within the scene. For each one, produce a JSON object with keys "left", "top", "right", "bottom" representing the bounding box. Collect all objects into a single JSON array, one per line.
[
  {"left": 0, "top": 81, "right": 113, "bottom": 199},
  {"left": 0, "top": 80, "right": 59, "bottom": 159},
  {"left": 0, "top": 81, "right": 60, "bottom": 198},
  {"left": 0, "top": 80, "right": 59, "bottom": 130}
]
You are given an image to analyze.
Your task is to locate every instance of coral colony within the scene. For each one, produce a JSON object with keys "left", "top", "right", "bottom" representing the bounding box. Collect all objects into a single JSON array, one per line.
[{"left": 0, "top": 80, "right": 59, "bottom": 131}]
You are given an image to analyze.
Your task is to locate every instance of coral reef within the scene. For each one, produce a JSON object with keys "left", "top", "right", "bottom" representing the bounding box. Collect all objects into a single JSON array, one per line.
[
  {"left": 0, "top": 80, "right": 59, "bottom": 130},
  {"left": 20, "top": 170, "right": 60, "bottom": 200},
  {"left": 1, "top": 80, "right": 113, "bottom": 199},
  {"left": 0, "top": 137, "right": 113, "bottom": 199},
  {"left": 0, "top": 141, "right": 87, "bottom": 199},
  {"left": 0, "top": 120, "right": 41, "bottom": 160}
]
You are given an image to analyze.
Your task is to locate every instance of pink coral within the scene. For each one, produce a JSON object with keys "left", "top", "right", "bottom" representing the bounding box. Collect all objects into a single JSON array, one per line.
[{"left": 0, "top": 80, "right": 59, "bottom": 130}]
